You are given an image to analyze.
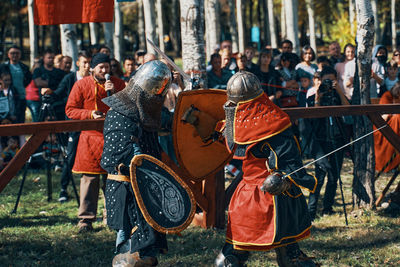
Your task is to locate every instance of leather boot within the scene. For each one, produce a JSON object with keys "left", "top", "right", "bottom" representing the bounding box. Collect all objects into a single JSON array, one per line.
[
  {"left": 215, "top": 243, "right": 249, "bottom": 267},
  {"left": 275, "top": 244, "right": 318, "bottom": 267}
]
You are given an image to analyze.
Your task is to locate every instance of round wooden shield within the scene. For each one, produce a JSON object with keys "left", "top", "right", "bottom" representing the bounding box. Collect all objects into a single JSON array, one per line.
[{"left": 173, "top": 89, "right": 231, "bottom": 181}]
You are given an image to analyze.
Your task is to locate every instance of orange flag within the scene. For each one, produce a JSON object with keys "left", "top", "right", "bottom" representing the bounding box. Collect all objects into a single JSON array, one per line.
[{"left": 34, "top": 0, "right": 114, "bottom": 25}]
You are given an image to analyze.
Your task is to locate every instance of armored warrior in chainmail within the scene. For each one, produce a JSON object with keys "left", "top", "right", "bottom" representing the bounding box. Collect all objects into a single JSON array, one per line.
[
  {"left": 101, "top": 60, "right": 172, "bottom": 266},
  {"left": 215, "top": 71, "right": 318, "bottom": 267}
]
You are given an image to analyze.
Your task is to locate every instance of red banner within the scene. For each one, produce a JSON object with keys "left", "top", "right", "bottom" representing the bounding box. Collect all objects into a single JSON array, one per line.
[{"left": 34, "top": 0, "right": 114, "bottom": 25}]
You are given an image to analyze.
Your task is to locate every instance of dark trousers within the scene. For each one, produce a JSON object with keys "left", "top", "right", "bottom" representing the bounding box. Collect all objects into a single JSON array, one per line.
[
  {"left": 60, "top": 131, "right": 80, "bottom": 191},
  {"left": 308, "top": 140, "right": 344, "bottom": 216}
]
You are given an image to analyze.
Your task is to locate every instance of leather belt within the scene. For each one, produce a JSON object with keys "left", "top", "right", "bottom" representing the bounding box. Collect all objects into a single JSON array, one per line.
[{"left": 107, "top": 174, "right": 130, "bottom": 182}]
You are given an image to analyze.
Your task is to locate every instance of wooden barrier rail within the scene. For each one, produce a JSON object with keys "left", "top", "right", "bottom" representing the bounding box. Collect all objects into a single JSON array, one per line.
[{"left": 1, "top": 104, "right": 400, "bottom": 228}]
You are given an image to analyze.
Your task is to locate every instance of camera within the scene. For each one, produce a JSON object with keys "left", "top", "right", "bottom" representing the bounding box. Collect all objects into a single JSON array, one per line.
[
  {"left": 318, "top": 79, "right": 340, "bottom": 106},
  {"left": 318, "top": 79, "right": 333, "bottom": 94},
  {"left": 42, "top": 94, "right": 55, "bottom": 104}
]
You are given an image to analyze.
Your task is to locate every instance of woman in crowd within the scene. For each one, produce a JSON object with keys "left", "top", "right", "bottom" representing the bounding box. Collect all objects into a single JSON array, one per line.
[
  {"left": 110, "top": 58, "right": 124, "bottom": 79},
  {"left": 335, "top": 44, "right": 355, "bottom": 101},
  {"left": 254, "top": 48, "right": 282, "bottom": 103},
  {"left": 275, "top": 52, "right": 299, "bottom": 107},
  {"left": 295, "top": 45, "right": 318, "bottom": 83}
]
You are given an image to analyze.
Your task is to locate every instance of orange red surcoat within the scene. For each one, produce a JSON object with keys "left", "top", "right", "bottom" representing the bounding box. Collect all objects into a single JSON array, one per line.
[
  {"left": 374, "top": 91, "right": 400, "bottom": 172},
  {"left": 226, "top": 93, "right": 313, "bottom": 251},
  {"left": 65, "top": 76, "right": 125, "bottom": 174}
]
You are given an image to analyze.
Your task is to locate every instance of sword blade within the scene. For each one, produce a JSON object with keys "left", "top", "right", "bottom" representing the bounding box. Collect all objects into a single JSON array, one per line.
[
  {"left": 146, "top": 38, "right": 191, "bottom": 81},
  {"left": 284, "top": 124, "right": 388, "bottom": 178}
]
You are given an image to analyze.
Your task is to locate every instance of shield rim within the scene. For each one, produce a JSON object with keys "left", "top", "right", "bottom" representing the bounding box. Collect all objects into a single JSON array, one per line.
[
  {"left": 130, "top": 154, "right": 196, "bottom": 234},
  {"left": 173, "top": 89, "right": 232, "bottom": 181}
]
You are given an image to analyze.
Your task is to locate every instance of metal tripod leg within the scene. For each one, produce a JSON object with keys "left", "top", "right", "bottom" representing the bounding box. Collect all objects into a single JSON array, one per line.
[
  {"left": 11, "top": 161, "right": 30, "bottom": 214},
  {"left": 69, "top": 170, "right": 80, "bottom": 207}
]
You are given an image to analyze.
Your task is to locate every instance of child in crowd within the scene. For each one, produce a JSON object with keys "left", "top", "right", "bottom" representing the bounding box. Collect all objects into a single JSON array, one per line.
[
  {"left": 0, "top": 137, "right": 19, "bottom": 171},
  {"left": 384, "top": 60, "right": 399, "bottom": 91},
  {"left": 298, "top": 73, "right": 312, "bottom": 107},
  {"left": 306, "top": 71, "right": 322, "bottom": 107},
  {"left": 0, "top": 72, "right": 17, "bottom": 124}
]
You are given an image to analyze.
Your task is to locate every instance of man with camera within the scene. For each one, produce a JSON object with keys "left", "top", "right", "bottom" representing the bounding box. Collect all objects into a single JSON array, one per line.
[
  {"left": 307, "top": 66, "right": 349, "bottom": 221},
  {"left": 33, "top": 49, "right": 67, "bottom": 121},
  {"left": 65, "top": 53, "right": 125, "bottom": 233}
]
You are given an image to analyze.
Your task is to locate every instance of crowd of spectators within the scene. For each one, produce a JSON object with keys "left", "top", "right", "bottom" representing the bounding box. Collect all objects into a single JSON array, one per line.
[
  {"left": 207, "top": 39, "right": 400, "bottom": 219},
  {"left": 1, "top": 38, "right": 400, "bottom": 218}
]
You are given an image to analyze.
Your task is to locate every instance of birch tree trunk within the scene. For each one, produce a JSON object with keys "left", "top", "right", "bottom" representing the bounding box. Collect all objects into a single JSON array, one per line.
[
  {"left": 371, "top": 0, "right": 380, "bottom": 44},
  {"left": 89, "top": 23, "right": 98, "bottom": 45},
  {"left": 170, "top": 0, "right": 181, "bottom": 57},
  {"left": 180, "top": 0, "right": 207, "bottom": 88},
  {"left": 236, "top": 0, "right": 245, "bottom": 53},
  {"left": 391, "top": 0, "right": 397, "bottom": 49},
  {"left": 143, "top": 0, "right": 157, "bottom": 54},
  {"left": 205, "top": 0, "right": 220, "bottom": 60},
  {"left": 138, "top": 0, "right": 146, "bottom": 50},
  {"left": 60, "top": 24, "right": 78, "bottom": 72},
  {"left": 113, "top": 0, "right": 123, "bottom": 62},
  {"left": 284, "top": 0, "right": 300, "bottom": 54},
  {"left": 349, "top": 0, "right": 356, "bottom": 35},
  {"left": 27, "top": 0, "right": 37, "bottom": 68},
  {"left": 305, "top": 0, "right": 316, "bottom": 53},
  {"left": 281, "top": 0, "right": 287, "bottom": 40},
  {"left": 267, "top": 0, "right": 277, "bottom": 48},
  {"left": 352, "top": 0, "right": 375, "bottom": 208},
  {"left": 103, "top": 22, "right": 114, "bottom": 56},
  {"left": 228, "top": 0, "right": 239, "bottom": 53},
  {"left": 156, "top": 0, "right": 165, "bottom": 52}
]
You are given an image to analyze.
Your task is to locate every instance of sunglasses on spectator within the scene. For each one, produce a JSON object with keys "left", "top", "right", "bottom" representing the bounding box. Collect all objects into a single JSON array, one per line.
[{"left": 394, "top": 53, "right": 400, "bottom": 56}]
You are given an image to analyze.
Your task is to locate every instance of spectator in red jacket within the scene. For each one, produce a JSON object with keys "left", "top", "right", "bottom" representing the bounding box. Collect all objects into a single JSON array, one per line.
[{"left": 65, "top": 53, "right": 125, "bottom": 233}]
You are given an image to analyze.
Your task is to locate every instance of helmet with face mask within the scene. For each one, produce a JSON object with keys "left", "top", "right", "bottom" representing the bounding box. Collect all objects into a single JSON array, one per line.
[{"left": 103, "top": 60, "right": 172, "bottom": 131}]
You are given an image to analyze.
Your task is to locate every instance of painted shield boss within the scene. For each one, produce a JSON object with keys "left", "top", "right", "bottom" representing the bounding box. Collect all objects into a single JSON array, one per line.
[{"left": 130, "top": 154, "right": 195, "bottom": 234}]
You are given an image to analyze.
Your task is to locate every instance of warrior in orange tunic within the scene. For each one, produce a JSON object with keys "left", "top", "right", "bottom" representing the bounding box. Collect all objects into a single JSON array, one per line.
[
  {"left": 215, "top": 71, "right": 317, "bottom": 267},
  {"left": 65, "top": 53, "right": 125, "bottom": 232},
  {"left": 374, "top": 85, "right": 400, "bottom": 173}
]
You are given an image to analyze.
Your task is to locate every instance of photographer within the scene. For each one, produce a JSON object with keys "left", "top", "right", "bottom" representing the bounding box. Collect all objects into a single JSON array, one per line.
[
  {"left": 33, "top": 49, "right": 67, "bottom": 121},
  {"left": 307, "top": 66, "right": 349, "bottom": 220}
]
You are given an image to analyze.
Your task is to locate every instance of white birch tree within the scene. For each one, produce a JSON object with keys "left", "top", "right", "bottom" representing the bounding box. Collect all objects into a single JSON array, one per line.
[
  {"left": 27, "top": 0, "right": 37, "bottom": 68},
  {"left": 305, "top": 0, "right": 316, "bottom": 53},
  {"left": 205, "top": 0, "right": 220, "bottom": 60},
  {"left": 281, "top": 0, "right": 287, "bottom": 40},
  {"left": 352, "top": 0, "right": 376, "bottom": 208},
  {"left": 156, "top": 0, "right": 165, "bottom": 52},
  {"left": 267, "top": 0, "right": 277, "bottom": 48},
  {"left": 349, "top": 0, "right": 356, "bottom": 35},
  {"left": 228, "top": 0, "right": 239, "bottom": 53},
  {"left": 180, "top": 0, "right": 207, "bottom": 88},
  {"left": 284, "top": 0, "right": 300, "bottom": 54},
  {"left": 143, "top": 0, "right": 157, "bottom": 54},
  {"left": 236, "top": 0, "right": 245, "bottom": 53},
  {"left": 60, "top": 24, "right": 78, "bottom": 72},
  {"left": 138, "top": 0, "right": 146, "bottom": 50},
  {"left": 391, "top": 0, "right": 397, "bottom": 49},
  {"left": 103, "top": 22, "right": 114, "bottom": 56},
  {"left": 113, "top": 0, "right": 123, "bottom": 62},
  {"left": 89, "top": 23, "right": 98, "bottom": 45},
  {"left": 371, "top": 0, "right": 380, "bottom": 44}
]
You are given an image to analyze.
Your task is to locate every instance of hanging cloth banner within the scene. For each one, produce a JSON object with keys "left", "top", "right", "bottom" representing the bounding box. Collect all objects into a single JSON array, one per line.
[{"left": 34, "top": 0, "right": 114, "bottom": 25}]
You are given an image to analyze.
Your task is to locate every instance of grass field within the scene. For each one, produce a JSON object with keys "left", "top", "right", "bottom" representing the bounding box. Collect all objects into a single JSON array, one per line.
[{"left": 0, "top": 159, "right": 399, "bottom": 266}]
